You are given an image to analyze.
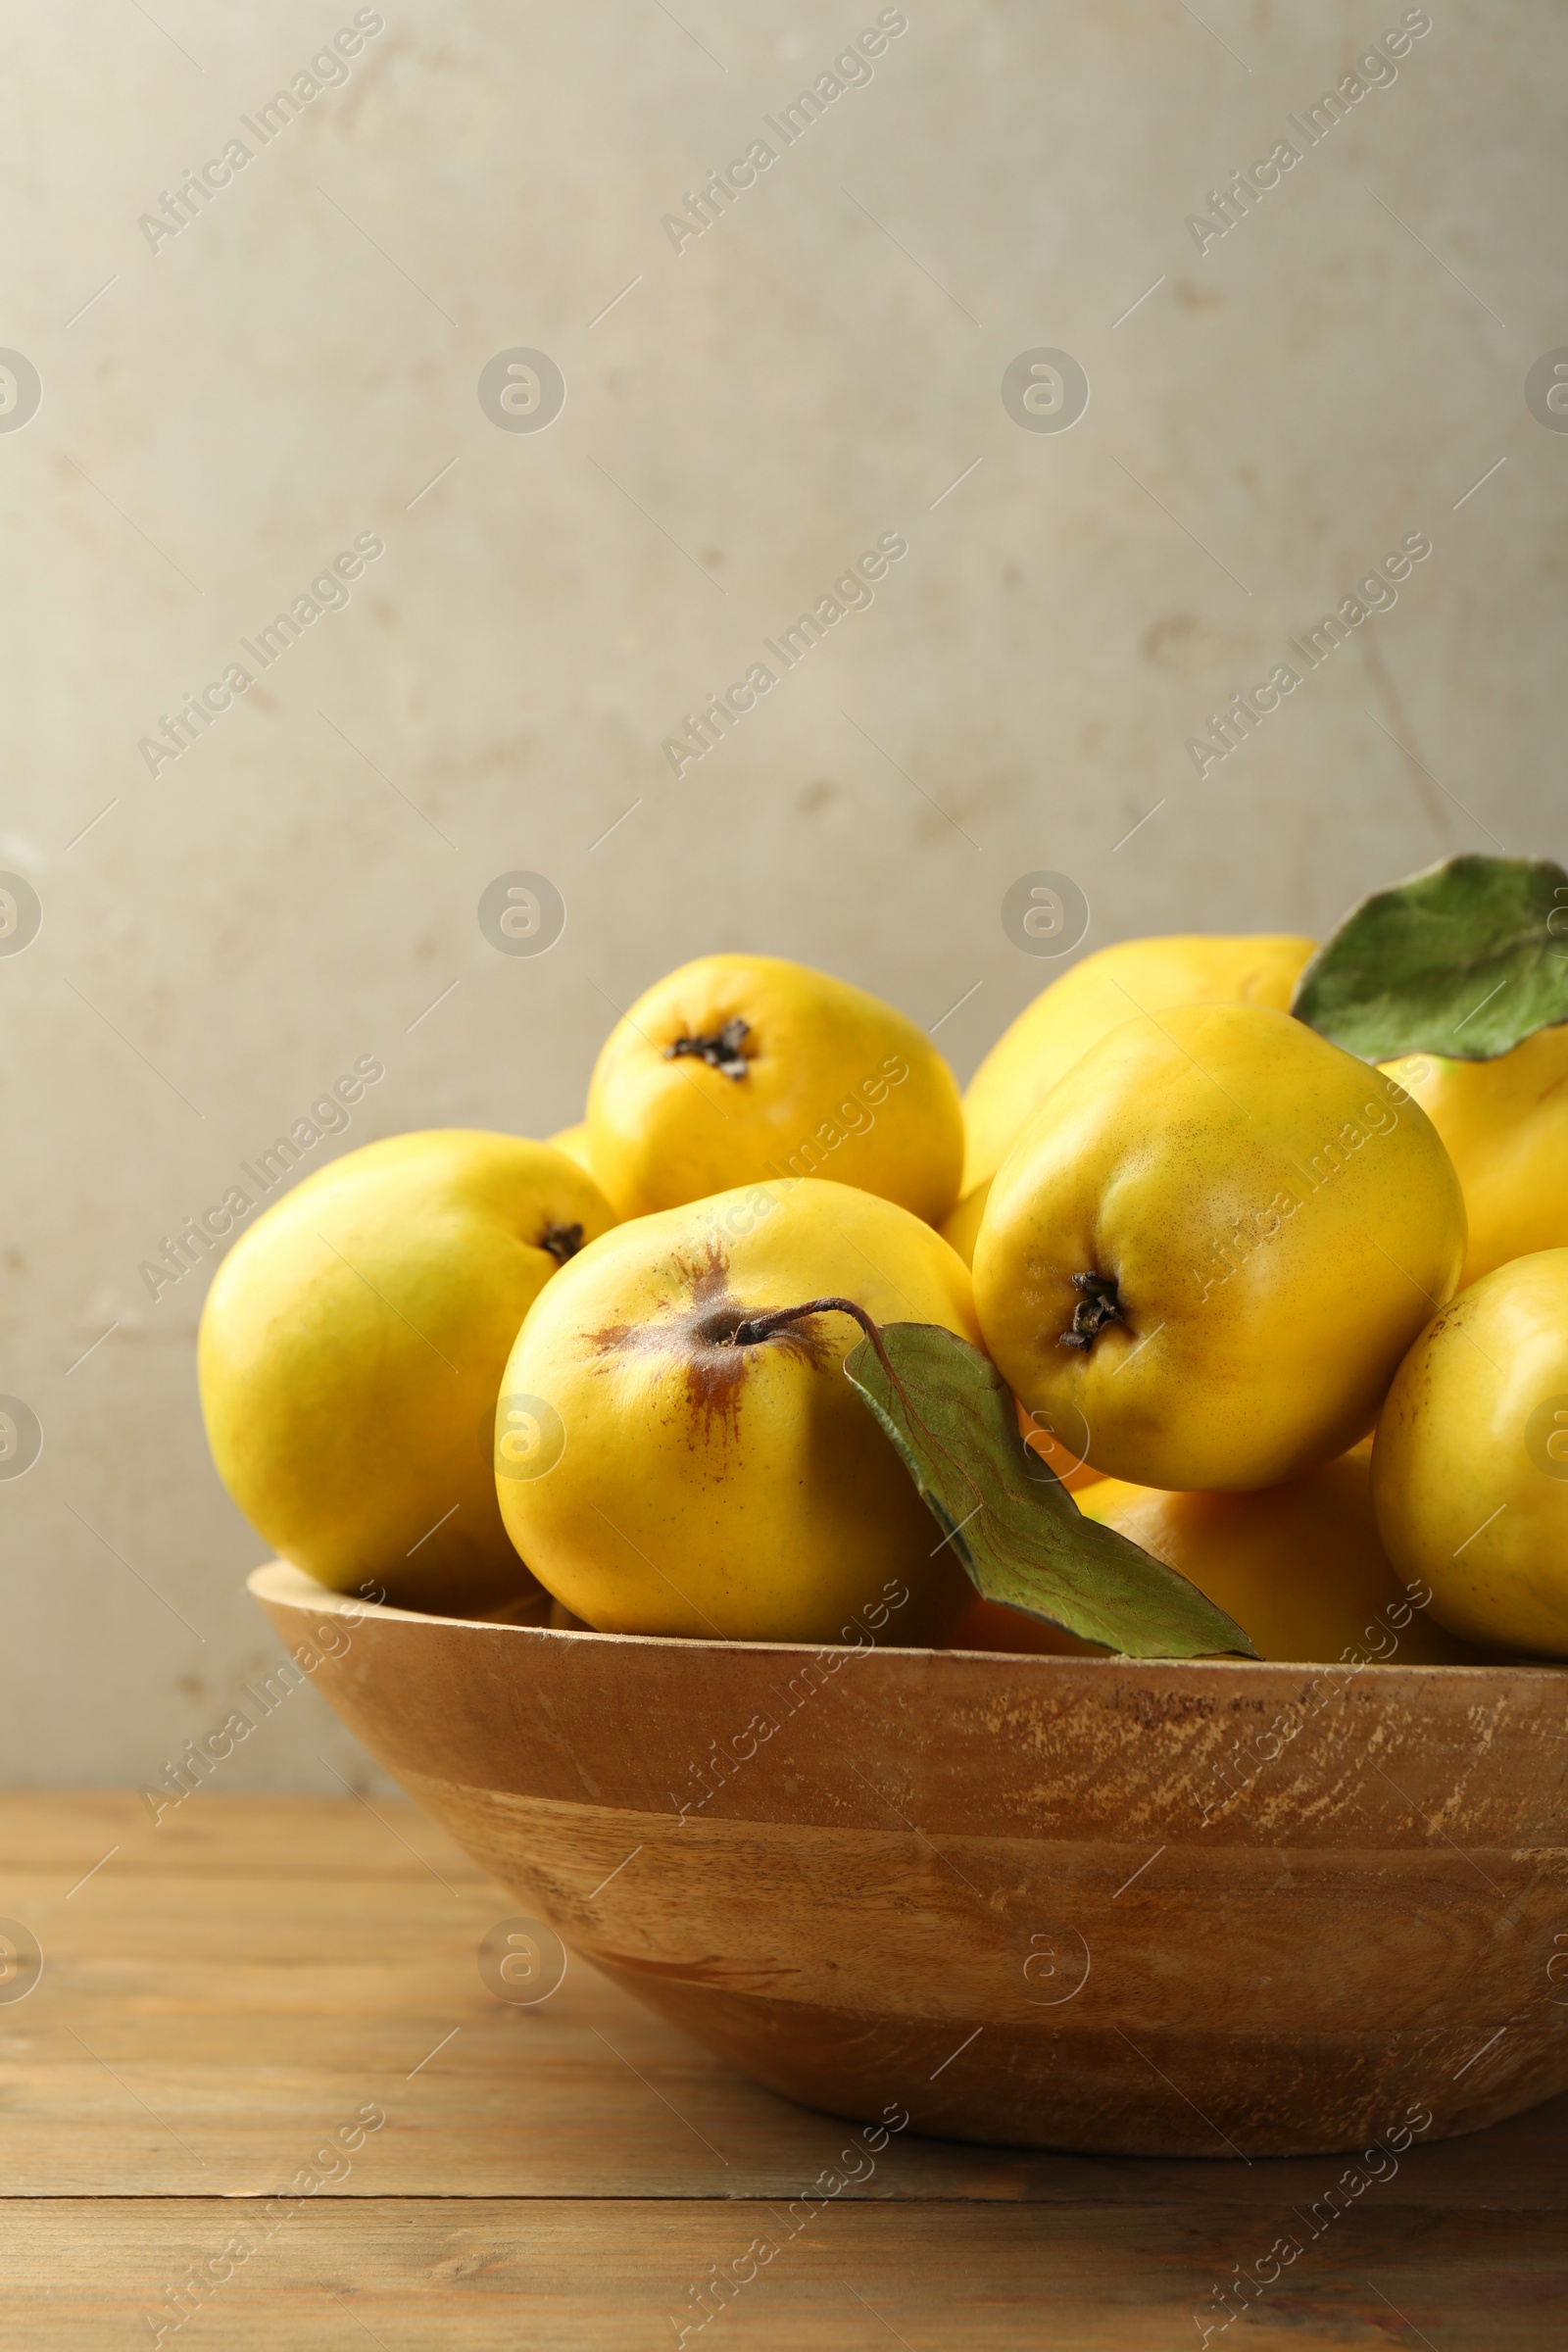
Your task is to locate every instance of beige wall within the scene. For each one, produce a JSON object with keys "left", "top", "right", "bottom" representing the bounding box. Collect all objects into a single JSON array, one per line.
[{"left": 3, "top": 0, "right": 1562, "bottom": 1791}]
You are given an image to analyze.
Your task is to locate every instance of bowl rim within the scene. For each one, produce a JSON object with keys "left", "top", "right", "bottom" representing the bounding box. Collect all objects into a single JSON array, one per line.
[{"left": 247, "top": 1559, "right": 1567, "bottom": 1683}]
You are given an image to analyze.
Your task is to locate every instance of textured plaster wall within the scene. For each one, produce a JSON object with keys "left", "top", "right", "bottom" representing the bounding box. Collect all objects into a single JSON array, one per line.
[{"left": 1, "top": 0, "right": 1563, "bottom": 1792}]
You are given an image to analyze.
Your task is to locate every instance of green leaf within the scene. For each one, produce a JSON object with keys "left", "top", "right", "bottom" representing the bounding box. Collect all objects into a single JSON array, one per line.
[
  {"left": 843, "top": 1322, "right": 1257, "bottom": 1660},
  {"left": 1292, "top": 854, "right": 1568, "bottom": 1062}
]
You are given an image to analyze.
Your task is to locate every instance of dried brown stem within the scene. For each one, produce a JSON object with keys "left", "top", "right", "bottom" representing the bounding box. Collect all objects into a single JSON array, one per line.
[{"left": 730, "top": 1296, "right": 898, "bottom": 1386}]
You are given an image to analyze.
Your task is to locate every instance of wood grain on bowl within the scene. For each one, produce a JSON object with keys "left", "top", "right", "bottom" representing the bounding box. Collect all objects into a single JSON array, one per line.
[{"left": 252, "top": 1562, "right": 1568, "bottom": 2159}]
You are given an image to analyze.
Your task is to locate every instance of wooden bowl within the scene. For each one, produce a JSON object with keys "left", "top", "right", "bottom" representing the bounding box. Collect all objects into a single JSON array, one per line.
[{"left": 251, "top": 1560, "right": 1568, "bottom": 2158}]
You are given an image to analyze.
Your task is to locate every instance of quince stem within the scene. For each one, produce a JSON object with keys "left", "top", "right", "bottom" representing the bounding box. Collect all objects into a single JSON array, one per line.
[{"left": 731, "top": 1296, "right": 898, "bottom": 1385}]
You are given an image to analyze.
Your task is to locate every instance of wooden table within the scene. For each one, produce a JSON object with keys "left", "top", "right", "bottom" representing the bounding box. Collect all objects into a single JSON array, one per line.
[{"left": 4, "top": 1791, "right": 1565, "bottom": 2347}]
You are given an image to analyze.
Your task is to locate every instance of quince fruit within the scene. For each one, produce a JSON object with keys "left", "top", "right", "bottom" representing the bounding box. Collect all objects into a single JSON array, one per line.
[
  {"left": 199, "top": 1132, "right": 615, "bottom": 1610},
  {"left": 1078, "top": 1449, "right": 1477, "bottom": 1664},
  {"left": 939, "top": 1179, "right": 990, "bottom": 1268},
  {"left": 586, "top": 954, "right": 963, "bottom": 1224},
  {"left": 961, "top": 932, "right": 1314, "bottom": 1197},
  {"left": 494, "top": 1177, "right": 976, "bottom": 1642},
  {"left": 972, "top": 1004, "right": 1465, "bottom": 1491},
  {"left": 1372, "top": 1248, "right": 1568, "bottom": 1655},
  {"left": 547, "top": 1121, "right": 598, "bottom": 1178},
  {"left": 1380, "top": 1028, "right": 1568, "bottom": 1289}
]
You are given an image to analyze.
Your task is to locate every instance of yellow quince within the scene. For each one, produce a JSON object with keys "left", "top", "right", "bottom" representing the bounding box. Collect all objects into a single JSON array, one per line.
[{"left": 586, "top": 955, "right": 963, "bottom": 1225}]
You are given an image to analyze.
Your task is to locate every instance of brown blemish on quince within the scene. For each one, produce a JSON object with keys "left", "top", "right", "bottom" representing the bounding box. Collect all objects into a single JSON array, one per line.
[{"left": 588, "top": 1238, "right": 832, "bottom": 1443}]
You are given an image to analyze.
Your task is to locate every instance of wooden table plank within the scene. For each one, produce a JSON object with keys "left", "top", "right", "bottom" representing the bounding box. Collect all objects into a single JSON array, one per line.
[
  {"left": 3, "top": 1791, "right": 1566, "bottom": 2346},
  {"left": 11, "top": 1974, "right": 1568, "bottom": 2208},
  {"left": 5, "top": 2200, "right": 1567, "bottom": 2350}
]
